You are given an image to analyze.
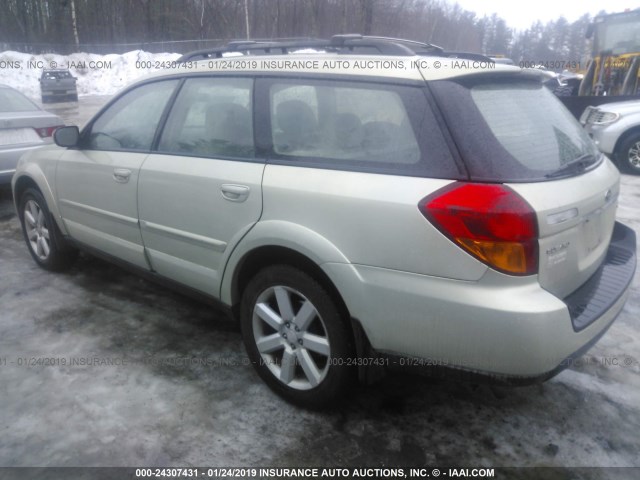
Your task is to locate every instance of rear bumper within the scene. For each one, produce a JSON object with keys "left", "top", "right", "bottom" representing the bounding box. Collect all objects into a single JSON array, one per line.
[
  {"left": 565, "top": 222, "right": 636, "bottom": 331},
  {"left": 376, "top": 297, "right": 622, "bottom": 386},
  {"left": 325, "top": 222, "right": 636, "bottom": 381},
  {"left": 41, "top": 88, "right": 77, "bottom": 97},
  {"left": 0, "top": 145, "right": 46, "bottom": 184}
]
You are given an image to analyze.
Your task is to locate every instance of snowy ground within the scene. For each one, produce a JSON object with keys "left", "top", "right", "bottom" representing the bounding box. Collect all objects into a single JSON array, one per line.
[
  {"left": 0, "top": 50, "right": 181, "bottom": 100},
  {"left": 1, "top": 175, "right": 639, "bottom": 473}
]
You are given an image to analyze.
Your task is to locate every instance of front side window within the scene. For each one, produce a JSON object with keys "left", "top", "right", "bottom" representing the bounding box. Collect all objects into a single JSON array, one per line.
[
  {"left": 86, "top": 80, "right": 178, "bottom": 151},
  {"left": 158, "top": 77, "right": 254, "bottom": 159}
]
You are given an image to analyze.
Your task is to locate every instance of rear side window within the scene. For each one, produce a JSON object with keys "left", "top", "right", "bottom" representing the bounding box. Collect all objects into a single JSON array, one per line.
[
  {"left": 430, "top": 77, "right": 599, "bottom": 181},
  {"left": 158, "top": 77, "right": 254, "bottom": 159},
  {"left": 260, "top": 78, "right": 460, "bottom": 178},
  {"left": 271, "top": 83, "right": 419, "bottom": 163}
]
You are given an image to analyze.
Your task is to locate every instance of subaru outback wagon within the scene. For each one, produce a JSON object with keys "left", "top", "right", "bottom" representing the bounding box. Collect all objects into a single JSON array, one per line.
[{"left": 12, "top": 36, "right": 637, "bottom": 408}]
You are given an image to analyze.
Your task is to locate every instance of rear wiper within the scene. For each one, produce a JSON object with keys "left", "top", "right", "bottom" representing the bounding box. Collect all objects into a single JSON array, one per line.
[{"left": 545, "top": 154, "right": 597, "bottom": 179}]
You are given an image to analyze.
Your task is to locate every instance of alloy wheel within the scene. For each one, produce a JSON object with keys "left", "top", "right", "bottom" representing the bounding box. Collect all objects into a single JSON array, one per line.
[
  {"left": 252, "top": 285, "right": 331, "bottom": 390},
  {"left": 628, "top": 141, "right": 640, "bottom": 171},
  {"left": 24, "top": 199, "right": 51, "bottom": 261}
]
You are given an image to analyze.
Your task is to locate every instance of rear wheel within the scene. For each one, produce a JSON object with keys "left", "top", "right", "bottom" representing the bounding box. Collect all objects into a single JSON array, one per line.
[
  {"left": 617, "top": 132, "right": 640, "bottom": 175},
  {"left": 240, "top": 265, "right": 354, "bottom": 408},
  {"left": 19, "top": 188, "right": 77, "bottom": 271}
]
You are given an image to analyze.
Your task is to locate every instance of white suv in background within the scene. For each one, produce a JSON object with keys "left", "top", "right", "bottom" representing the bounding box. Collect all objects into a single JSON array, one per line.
[
  {"left": 12, "top": 36, "right": 637, "bottom": 408},
  {"left": 581, "top": 100, "right": 640, "bottom": 175}
]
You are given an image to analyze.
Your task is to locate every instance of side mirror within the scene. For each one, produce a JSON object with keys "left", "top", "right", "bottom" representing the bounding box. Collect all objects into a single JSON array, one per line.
[{"left": 54, "top": 126, "right": 80, "bottom": 147}]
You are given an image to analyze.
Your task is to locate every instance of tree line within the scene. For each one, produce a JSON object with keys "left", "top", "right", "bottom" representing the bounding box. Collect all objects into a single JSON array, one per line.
[{"left": 0, "top": 0, "right": 602, "bottom": 66}]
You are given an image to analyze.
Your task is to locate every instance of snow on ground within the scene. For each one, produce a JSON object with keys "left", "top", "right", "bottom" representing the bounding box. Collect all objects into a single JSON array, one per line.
[{"left": 0, "top": 50, "right": 181, "bottom": 100}]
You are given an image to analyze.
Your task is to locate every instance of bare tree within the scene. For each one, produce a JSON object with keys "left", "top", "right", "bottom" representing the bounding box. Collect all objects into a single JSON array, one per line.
[{"left": 0, "top": 0, "right": 594, "bottom": 62}]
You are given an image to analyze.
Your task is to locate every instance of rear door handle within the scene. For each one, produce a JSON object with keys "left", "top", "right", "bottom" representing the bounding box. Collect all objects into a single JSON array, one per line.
[
  {"left": 113, "top": 168, "right": 132, "bottom": 183},
  {"left": 221, "top": 184, "right": 250, "bottom": 202}
]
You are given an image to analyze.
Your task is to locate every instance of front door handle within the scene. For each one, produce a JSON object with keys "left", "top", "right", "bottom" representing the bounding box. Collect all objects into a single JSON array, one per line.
[
  {"left": 113, "top": 168, "right": 132, "bottom": 183},
  {"left": 221, "top": 184, "right": 250, "bottom": 202}
]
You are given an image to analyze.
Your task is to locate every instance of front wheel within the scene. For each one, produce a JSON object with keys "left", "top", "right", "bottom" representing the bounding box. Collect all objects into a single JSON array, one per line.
[
  {"left": 240, "top": 265, "right": 354, "bottom": 408},
  {"left": 19, "top": 188, "right": 77, "bottom": 271},
  {"left": 617, "top": 133, "right": 640, "bottom": 175}
]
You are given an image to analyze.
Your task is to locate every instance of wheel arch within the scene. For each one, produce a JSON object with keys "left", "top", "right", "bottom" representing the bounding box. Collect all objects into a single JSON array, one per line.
[
  {"left": 227, "top": 242, "right": 383, "bottom": 385},
  {"left": 612, "top": 126, "right": 640, "bottom": 174},
  {"left": 12, "top": 175, "right": 39, "bottom": 207},
  {"left": 221, "top": 220, "right": 349, "bottom": 304},
  {"left": 614, "top": 126, "right": 640, "bottom": 157},
  {"left": 229, "top": 244, "right": 350, "bottom": 322},
  {"left": 13, "top": 172, "right": 67, "bottom": 234}
]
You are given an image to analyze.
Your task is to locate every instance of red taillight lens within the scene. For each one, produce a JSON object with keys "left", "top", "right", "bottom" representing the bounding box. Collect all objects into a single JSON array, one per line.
[
  {"left": 419, "top": 183, "right": 538, "bottom": 275},
  {"left": 35, "top": 126, "right": 63, "bottom": 138}
]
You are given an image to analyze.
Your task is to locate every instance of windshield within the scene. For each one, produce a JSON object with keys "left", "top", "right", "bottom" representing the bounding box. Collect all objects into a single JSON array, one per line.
[
  {"left": 430, "top": 77, "right": 600, "bottom": 182},
  {"left": 594, "top": 14, "right": 640, "bottom": 55}
]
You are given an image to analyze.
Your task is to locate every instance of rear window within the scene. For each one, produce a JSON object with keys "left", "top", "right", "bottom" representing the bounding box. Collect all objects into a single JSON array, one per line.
[
  {"left": 42, "top": 71, "right": 72, "bottom": 80},
  {"left": 430, "top": 77, "right": 600, "bottom": 181},
  {"left": 0, "top": 88, "right": 39, "bottom": 112}
]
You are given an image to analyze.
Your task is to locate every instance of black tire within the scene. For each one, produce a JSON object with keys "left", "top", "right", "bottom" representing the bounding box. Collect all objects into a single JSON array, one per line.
[
  {"left": 617, "top": 132, "right": 640, "bottom": 175},
  {"left": 19, "top": 188, "right": 77, "bottom": 271},
  {"left": 240, "top": 264, "right": 354, "bottom": 409}
]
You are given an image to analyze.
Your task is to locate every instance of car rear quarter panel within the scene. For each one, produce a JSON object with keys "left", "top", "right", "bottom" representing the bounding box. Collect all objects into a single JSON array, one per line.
[
  {"left": 220, "top": 165, "right": 491, "bottom": 304},
  {"left": 259, "top": 165, "right": 488, "bottom": 277}
]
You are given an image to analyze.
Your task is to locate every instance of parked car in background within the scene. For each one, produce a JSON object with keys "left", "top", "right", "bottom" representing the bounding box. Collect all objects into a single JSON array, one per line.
[
  {"left": 39, "top": 69, "right": 78, "bottom": 103},
  {"left": 0, "top": 84, "right": 64, "bottom": 185},
  {"left": 581, "top": 100, "right": 640, "bottom": 175},
  {"left": 11, "top": 36, "right": 637, "bottom": 408}
]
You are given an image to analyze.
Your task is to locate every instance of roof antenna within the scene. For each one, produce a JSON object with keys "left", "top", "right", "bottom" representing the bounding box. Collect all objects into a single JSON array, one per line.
[{"left": 244, "top": 0, "right": 251, "bottom": 40}]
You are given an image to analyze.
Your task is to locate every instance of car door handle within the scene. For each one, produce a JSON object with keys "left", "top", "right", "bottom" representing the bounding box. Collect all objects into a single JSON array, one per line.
[
  {"left": 221, "top": 184, "right": 250, "bottom": 202},
  {"left": 113, "top": 168, "right": 132, "bottom": 183}
]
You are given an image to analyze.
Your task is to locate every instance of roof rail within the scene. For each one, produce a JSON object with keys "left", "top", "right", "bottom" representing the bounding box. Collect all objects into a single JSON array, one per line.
[
  {"left": 176, "top": 34, "right": 492, "bottom": 63},
  {"left": 439, "top": 51, "right": 495, "bottom": 62}
]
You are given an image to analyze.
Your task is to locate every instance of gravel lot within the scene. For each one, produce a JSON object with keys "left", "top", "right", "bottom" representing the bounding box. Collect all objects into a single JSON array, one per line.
[{"left": 0, "top": 97, "right": 639, "bottom": 475}]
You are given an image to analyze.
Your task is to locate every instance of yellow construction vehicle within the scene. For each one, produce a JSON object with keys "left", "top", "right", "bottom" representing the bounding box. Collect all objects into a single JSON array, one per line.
[{"left": 580, "top": 9, "right": 640, "bottom": 96}]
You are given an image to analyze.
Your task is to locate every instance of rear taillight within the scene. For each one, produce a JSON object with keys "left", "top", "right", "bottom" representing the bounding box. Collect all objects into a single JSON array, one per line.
[
  {"left": 419, "top": 183, "right": 538, "bottom": 276},
  {"left": 35, "top": 126, "right": 63, "bottom": 138}
]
